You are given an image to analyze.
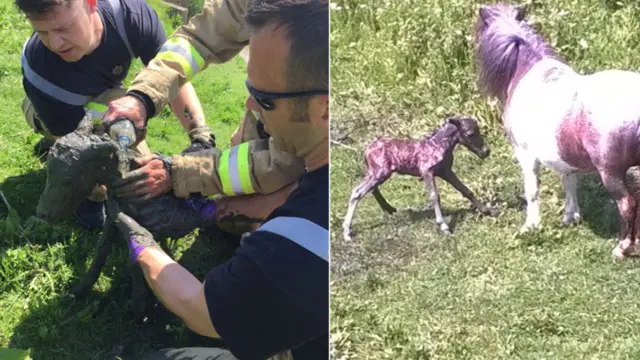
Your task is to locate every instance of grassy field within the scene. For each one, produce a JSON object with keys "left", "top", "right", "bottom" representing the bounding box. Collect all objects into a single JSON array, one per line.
[
  {"left": 0, "top": 1, "right": 249, "bottom": 358},
  {"left": 330, "top": 0, "right": 640, "bottom": 359}
]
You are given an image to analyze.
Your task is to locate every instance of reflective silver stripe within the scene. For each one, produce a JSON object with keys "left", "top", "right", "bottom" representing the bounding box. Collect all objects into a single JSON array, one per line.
[
  {"left": 86, "top": 109, "right": 104, "bottom": 120},
  {"left": 21, "top": 38, "right": 91, "bottom": 106},
  {"left": 257, "top": 217, "right": 329, "bottom": 262},
  {"left": 159, "top": 42, "right": 201, "bottom": 74},
  {"left": 226, "top": 146, "right": 244, "bottom": 194},
  {"left": 107, "top": 0, "right": 134, "bottom": 58}
]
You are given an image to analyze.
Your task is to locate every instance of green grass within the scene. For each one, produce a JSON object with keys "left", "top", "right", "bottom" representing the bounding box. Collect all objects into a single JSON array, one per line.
[
  {"left": 0, "top": 1, "right": 248, "bottom": 358},
  {"left": 330, "top": 0, "right": 640, "bottom": 359}
]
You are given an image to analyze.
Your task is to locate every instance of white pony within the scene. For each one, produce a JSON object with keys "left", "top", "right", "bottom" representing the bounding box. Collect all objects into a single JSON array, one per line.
[{"left": 475, "top": 3, "right": 640, "bottom": 258}]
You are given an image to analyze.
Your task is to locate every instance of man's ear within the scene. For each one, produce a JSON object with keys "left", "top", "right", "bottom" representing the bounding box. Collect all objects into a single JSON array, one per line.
[
  {"left": 86, "top": 0, "right": 99, "bottom": 13},
  {"left": 320, "top": 94, "right": 329, "bottom": 122},
  {"left": 310, "top": 94, "right": 329, "bottom": 127}
]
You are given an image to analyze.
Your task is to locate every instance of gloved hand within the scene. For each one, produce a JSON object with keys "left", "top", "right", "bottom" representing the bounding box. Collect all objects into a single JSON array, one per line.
[
  {"left": 106, "top": 195, "right": 162, "bottom": 263},
  {"left": 182, "top": 126, "right": 216, "bottom": 154}
]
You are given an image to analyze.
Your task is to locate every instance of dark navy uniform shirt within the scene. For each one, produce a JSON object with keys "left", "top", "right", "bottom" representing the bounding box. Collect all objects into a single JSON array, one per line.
[
  {"left": 204, "top": 165, "right": 329, "bottom": 360},
  {"left": 21, "top": 0, "right": 166, "bottom": 136}
]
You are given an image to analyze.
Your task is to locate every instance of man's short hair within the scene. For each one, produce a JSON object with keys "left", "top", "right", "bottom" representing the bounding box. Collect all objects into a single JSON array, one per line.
[
  {"left": 16, "top": 0, "right": 72, "bottom": 17},
  {"left": 245, "top": 0, "right": 329, "bottom": 93}
]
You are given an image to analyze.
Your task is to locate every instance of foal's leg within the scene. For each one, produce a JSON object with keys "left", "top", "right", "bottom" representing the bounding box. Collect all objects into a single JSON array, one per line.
[
  {"left": 514, "top": 146, "right": 542, "bottom": 233},
  {"left": 71, "top": 220, "right": 116, "bottom": 298},
  {"left": 372, "top": 187, "right": 397, "bottom": 214},
  {"left": 342, "top": 175, "right": 389, "bottom": 241},
  {"left": 561, "top": 173, "right": 581, "bottom": 226},
  {"left": 438, "top": 170, "right": 496, "bottom": 216},
  {"left": 423, "top": 174, "right": 451, "bottom": 234},
  {"left": 599, "top": 170, "right": 639, "bottom": 258}
]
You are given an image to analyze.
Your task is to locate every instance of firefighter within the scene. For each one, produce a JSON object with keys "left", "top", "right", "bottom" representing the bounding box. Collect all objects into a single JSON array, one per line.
[
  {"left": 107, "top": 0, "right": 329, "bottom": 358},
  {"left": 102, "top": 0, "right": 308, "bottom": 233},
  {"left": 16, "top": 0, "right": 215, "bottom": 230}
]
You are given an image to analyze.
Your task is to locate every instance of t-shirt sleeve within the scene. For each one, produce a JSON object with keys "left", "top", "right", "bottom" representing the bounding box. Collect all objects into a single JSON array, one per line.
[
  {"left": 203, "top": 231, "right": 328, "bottom": 360},
  {"left": 22, "top": 78, "right": 87, "bottom": 137},
  {"left": 124, "top": 0, "right": 167, "bottom": 66}
]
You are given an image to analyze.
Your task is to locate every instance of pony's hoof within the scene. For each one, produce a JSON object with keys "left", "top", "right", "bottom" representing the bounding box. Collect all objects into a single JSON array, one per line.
[
  {"left": 518, "top": 223, "right": 539, "bottom": 234},
  {"left": 612, "top": 244, "right": 627, "bottom": 260},
  {"left": 440, "top": 225, "right": 452, "bottom": 235},
  {"left": 69, "top": 282, "right": 91, "bottom": 300},
  {"left": 611, "top": 238, "right": 640, "bottom": 259},
  {"left": 343, "top": 231, "right": 353, "bottom": 242},
  {"left": 561, "top": 213, "right": 581, "bottom": 227},
  {"left": 482, "top": 206, "right": 499, "bottom": 217},
  {"left": 384, "top": 206, "right": 397, "bottom": 214}
]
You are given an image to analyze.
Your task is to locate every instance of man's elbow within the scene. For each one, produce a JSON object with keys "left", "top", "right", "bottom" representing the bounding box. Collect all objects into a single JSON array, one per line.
[
  {"left": 183, "top": 314, "right": 220, "bottom": 338},
  {"left": 181, "top": 292, "right": 220, "bottom": 338}
]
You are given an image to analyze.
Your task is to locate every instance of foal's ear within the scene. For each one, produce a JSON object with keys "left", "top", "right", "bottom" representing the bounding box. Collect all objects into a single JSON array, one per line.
[
  {"left": 91, "top": 140, "right": 119, "bottom": 160},
  {"left": 515, "top": 4, "right": 527, "bottom": 21},
  {"left": 447, "top": 116, "right": 462, "bottom": 128}
]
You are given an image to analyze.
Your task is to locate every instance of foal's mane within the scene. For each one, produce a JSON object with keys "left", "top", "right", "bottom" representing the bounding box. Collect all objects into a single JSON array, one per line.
[
  {"left": 424, "top": 120, "right": 457, "bottom": 143},
  {"left": 475, "top": 3, "right": 565, "bottom": 102}
]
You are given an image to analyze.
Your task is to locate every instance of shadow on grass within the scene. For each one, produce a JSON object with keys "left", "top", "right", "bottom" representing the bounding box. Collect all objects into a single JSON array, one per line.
[
  {"left": 402, "top": 206, "right": 467, "bottom": 233},
  {"left": 4, "top": 201, "right": 241, "bottom": 360},
  {"left": 576, "top": 172, "right": 621, "bottom": 240},
  {"left": 0, "top": 169, "right": 47, "bottom": 220},
  {"left": 0, "top": 169, "right": 108, "bottom": 291}
]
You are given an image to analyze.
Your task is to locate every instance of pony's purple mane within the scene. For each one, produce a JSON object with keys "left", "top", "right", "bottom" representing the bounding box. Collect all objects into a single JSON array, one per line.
[{"left": 474, "top": 3, "right": 564, "bottom": 103}]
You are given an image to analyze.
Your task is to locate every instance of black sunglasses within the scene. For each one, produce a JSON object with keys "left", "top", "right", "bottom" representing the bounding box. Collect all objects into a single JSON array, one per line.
[{"left": 245, "top": 80, "right": 328, "bottom": 111}]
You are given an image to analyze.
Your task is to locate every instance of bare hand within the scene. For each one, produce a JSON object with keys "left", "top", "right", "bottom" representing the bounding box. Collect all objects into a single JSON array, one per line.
[
  {"left": 104, "top": 95, "right": 148, "bottom": 143},
  {"left": 112, "top": 155, "right": 173, "bottom": 203},
  {"left": 230, "top": 124, "right": 243, "bottom": 147}
]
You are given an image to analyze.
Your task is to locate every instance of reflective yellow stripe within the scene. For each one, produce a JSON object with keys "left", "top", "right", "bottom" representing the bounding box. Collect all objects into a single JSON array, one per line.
[
  {"left": 218, "top": 143, "right": 255, "bottom": 196},
  {"left": 157, "top": 37, "right": 205, "bottom": 81},
  {"left": 187, "top": 40, "right": 205, "bottom": 71},
  {"left": 219, "top": 149, "right": 234, "bottom": 196},
  {"left": 157, "top": 51, "right": 194, "bottom": 80},
  {"left": 236, "top": 142, "right": 254, "bottom": 194}
]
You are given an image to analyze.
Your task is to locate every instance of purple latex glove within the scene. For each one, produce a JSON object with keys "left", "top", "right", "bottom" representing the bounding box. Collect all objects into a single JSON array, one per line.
[{"left": 107, "top": 196, "right": 162, "bottom": 263}]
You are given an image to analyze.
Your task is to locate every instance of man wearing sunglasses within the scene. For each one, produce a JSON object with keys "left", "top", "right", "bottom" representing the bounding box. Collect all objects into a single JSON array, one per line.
[
  {"left": 15, "top": 0, "right": 215, "bottom": 231},
  {"left": 100, "top": 0, "right": 315, "bottom": 232},
  {"left": 105, "top": 0, "right": 328, "bottom": 358}
]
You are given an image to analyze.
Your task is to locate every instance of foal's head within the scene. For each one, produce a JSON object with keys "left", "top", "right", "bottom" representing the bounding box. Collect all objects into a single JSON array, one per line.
[
  {"left": 36, "top": 132, "right": 127, "bottom": 222},
  {"left": 447, "top": 116, "right": 490, "bottom": 159}
]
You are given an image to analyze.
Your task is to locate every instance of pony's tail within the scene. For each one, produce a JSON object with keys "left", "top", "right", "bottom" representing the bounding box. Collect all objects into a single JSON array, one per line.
[{"left": 477, "top": 32, "right": 525, "bottom": 101}]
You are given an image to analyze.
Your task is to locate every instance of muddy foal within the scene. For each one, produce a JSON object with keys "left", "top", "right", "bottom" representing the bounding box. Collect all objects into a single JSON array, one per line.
[
  {"left": 342, "top": 115, "right": 497, "bottom": 241},
  {"left": 35, "top": 114, "right": 220, "bottom": 322}
]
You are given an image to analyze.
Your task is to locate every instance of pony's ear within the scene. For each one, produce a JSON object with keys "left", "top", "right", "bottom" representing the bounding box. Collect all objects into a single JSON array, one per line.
[
  {"left": 515, "top": 4, "right": 527, "bottom": 21},
  {"left": 479, "top": 5, "right": 493, "bottom": 23}
]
